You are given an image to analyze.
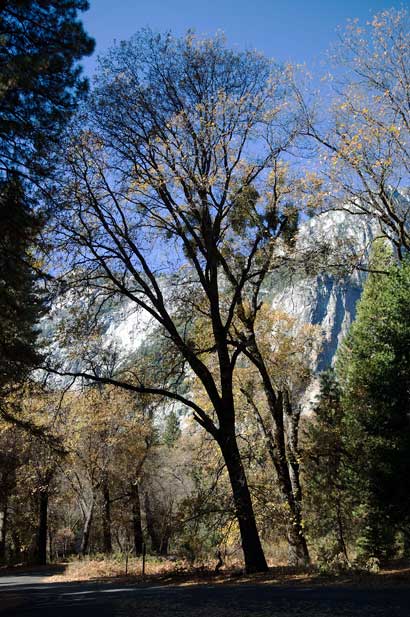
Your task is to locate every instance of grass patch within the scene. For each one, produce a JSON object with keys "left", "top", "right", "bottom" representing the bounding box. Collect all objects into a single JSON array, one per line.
[{"left": 44, "top": 555, "right": 410, "bottom": 589}]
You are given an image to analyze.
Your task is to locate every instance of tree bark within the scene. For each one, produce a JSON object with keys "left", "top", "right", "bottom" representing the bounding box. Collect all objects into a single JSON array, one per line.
[
  {"left": 256, "top": 349, "right": 310, "bottom": 567},
  {"left": 242, "top": 382, "right": 309, "bottom": 567},
  {"left": 144, "top": 492, "right": 162, "bottom": 555},
  {"left": 270, "top": 397, "right": 310, "bottom": 567},
  {"left": 144, "top": 492, "right": 171, "bottom": 556},
  {"left": 0, "top": 500, "right": 8, "bottom": 562},
  {"left": 48, "top": 529, "right": 53, "bottom": 563},
  {"left": 283, "top": 393, "right": 310, "bottom": 567},
  {"left": 80, "top": 503, "right": 94, "bottom": 556},
  {"left": 11, "top": 531, "right": 21, "bottom": 561},
  {"left": 35, "top": 490, "right": 48, "bottom": 565},
  {"left": 218, "top": 425, "right": 268, "bottom": 573},
  {"left": 131, "top": 482, "right": 143, "bottom": 555},
  {"left": 101, "top": 479, "right": 112, "bottom": 554}
]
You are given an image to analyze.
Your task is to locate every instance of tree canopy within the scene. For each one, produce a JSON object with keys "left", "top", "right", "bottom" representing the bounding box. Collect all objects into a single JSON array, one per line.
[
  {"left": 0, "top": 0, "right": 94, "bottom": 178},
  {"left": 336, "top": 242, "right": 410, "bottom": 558}
]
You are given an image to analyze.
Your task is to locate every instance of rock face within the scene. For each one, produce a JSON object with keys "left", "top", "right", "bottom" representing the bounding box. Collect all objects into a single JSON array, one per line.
[
  {"left": 269, "top": 211, "right": 374, "bottom": 372},
  {"left": 270, "top": 272, "right": 362, "bottom": 371},
  {"left": 265, "top": 210, "right": 375, "bottom": 412},
  {"left": 109, "top": 213, "right": 372, "bottom": 371},
  {"left": 47, "top": 211, "right": 375, "bottom": 385}
]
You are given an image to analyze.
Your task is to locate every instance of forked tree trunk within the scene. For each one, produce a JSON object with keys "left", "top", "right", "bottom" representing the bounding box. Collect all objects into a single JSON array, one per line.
[
  {"left": 80, "top": 503, "right": 94, "bottom": 556},
  {"left": 283, "top": 393, "right": 310, "bottom": 567},
  {"left": 257, "top": 353, "right": 310, "bottom": 567},
  {"left": 286, "top": 518, "right": 310, "bottom": 567},
  {"left": 270, "top": 398, "right": 310, "bottom": 567},
  {"left": 131, "top": 482, "right": 143, "bottom": 555},
  {"left": 218, "top": 424, "right": 268, "bottom": 574},
  {"left": 35, "top": 490, "right": 49, "bottom": 565},
  {"left": 243, "top": 384, "right": 310, "bottom": 567}
]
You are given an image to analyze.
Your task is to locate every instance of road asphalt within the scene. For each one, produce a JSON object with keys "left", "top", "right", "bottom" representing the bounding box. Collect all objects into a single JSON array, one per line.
[{"left": 1, "top": 569, "right": 410, "bottom": 616}]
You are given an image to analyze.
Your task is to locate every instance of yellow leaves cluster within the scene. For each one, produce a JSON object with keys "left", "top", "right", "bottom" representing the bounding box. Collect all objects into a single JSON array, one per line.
[
  {"left": 253, "top": 304, "right": 321, "bottom": 392},
  {"left": 298, "top": 170, "right": 328, "bottom": 214},
  {"left": 63, "top": 384, "right": 152, "bottom": 471}
]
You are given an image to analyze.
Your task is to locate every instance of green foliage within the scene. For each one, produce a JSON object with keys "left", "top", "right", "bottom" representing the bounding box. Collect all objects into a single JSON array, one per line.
[
  {"left": 162, "top": 410, "right": 181, "bottom": 447},
  {"left": 0, "top": 0, "right": 93, "bottom": 404},
  {"left": 0, "top": 0, "right": 94, "bottom": 176},
  {"left": 305, "top": 242, "right": 410, "bottom": 565},
  {"left": 229, "top": 185, "right": 260, "bottom": 235},
  {"left": 280, "top": 204, "right": 299, "bottom": 248},
  {"left": 0, "top": 175, "right": 45, "bottom": 391},
  {"left": 303, "top": 370, "right": 353, "bottom": 567},
  {"left": 336, "top": 242, "right": 410, "bottom": 559}
]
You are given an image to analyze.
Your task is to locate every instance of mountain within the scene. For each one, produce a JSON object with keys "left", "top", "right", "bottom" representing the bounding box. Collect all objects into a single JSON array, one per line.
[
  {"left": 45, "top": 210, "right": 375, "bottom": 398},
  {"left": 269, "top": 210, "right": 374, "bottom": 371}
]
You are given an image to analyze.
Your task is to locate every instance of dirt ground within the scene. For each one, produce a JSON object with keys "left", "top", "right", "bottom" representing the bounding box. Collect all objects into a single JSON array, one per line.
[
  {"left": 1, "top": 562, "right": 410, "bottom": 617},
  {"left": 10, "top": 557, "right": 410, "bottom": 589}
]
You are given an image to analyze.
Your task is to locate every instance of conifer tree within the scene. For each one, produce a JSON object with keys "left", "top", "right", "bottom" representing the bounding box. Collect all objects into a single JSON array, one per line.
[
  {"left": 336, "top": 242, "right": 410, "bottom": 560},
  {"left": 0, "top": 175, "right": 44, "bottom": 394},
  {"left": 0, "top": 1, "right": 93, "bottom": 408},
  {"left": 0, "top": 0, "right": 94, "bottom": 177},
  {"left": 304, "top": 370, "right": 353, "bottom": 566}
]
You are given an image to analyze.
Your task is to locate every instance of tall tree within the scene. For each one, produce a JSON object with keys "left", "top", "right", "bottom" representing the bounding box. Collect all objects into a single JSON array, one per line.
[
  {"left": 0, "top": 0, "right": 94, "bottom": 420},
  {"left": 0, "top": 176, "right": 43, "bottom": 395},
  {"left": 237, "top": 307, "right": 319, "bottom": 566},
  {"left": 52, "top": 31, "right": 304, "bottom": 572},
  {"left": 336, "top": 241, "right": 410, "bottom": 559}
]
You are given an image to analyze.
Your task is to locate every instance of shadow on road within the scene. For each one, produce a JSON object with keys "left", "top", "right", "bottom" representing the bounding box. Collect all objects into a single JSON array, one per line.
[
  {"left": 0, "top": 563, "right": 68, "bottom": 588},
  {"left": 1, "top": 573, "right": 410, "bottom": 617}
]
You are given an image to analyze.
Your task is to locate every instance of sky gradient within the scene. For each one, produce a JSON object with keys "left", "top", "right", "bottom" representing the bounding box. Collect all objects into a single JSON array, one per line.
[{"left": 81, "top": 0, "right": 404, "bottom": 78}]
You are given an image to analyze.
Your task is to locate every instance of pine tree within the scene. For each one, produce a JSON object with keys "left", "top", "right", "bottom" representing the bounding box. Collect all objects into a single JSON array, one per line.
[
  {"left": 0, "top": 1, "right": 93, "bottom": 402},
  {"left": 0, "top": 1, "right": 94, "bottom": 177},
  {"left": 336, "top": 242, "right": 410, "bottom": 560},
  {"left": 0, "top": 175, "right": 45, "bottom": 393},
  {"left": 163, "top": 411, "right": 181, "bottom": 448},
  {"left": 304, "top": 370, "right": 353, "bottom": 566}
]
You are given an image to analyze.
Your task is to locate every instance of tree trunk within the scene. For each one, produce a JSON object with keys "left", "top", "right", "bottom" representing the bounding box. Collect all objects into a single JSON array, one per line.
[
  {"left": 80, "top": 503, "right": 94, "bottom": 556},
  {"left": 283, "top": 393, "right": 310, "bottom": 567},
  {"left": 264, "top": 385, "right": 310, "bottom": 566},
  {"left": 101, "top": 479, "right": 112, "bottom": 554},
  {"left": 12, "top": 531, "right": 21, "bottom": 561},
  {"left": 286, "top": 518, "right": 310, "bottom": 567},
  {"left": 158, "top": 534, "right": 169, "bottom": 556},
  {"left": 218, "top": 426, "right": 268, "bottom": 573},
  {"left": 144, "top": 492, "right": 171, "bottom": 556},
  {"left": 35, "top": 490, "right": 48, "bottom": 565},
  {"left": 144, "top": 493, "right": 162, "bottom": 554},
  {"left": 131, "top": 482, "right": 143, "bottom": 555},
  {"left": 335, "top": 498, "right": 349, "bottom": 563},
  {"left": 241, "top": 383, "right": 310, "bottom": 567},
  {"left": 48, "top": 529, "right": 53, "bottom": 563},
  {"left": 272, "top": 411, "right": 310, "bottom": 566},
  {"left": 0, "top": 500, "right": 8, "bottom": 562}
]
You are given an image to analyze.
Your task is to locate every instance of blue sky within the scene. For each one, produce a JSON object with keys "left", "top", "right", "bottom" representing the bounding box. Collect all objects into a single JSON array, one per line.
[{"left": 81, "top": 0, "right": 404, "bottom": 78}]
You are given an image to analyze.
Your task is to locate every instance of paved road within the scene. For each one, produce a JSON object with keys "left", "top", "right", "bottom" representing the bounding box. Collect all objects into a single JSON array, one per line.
[
  {"left": 0, "top": 568, "right": 66, "bottom": 588},
  {"left": 1, "top": 571, "right": 410, "bottom": 616}
]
